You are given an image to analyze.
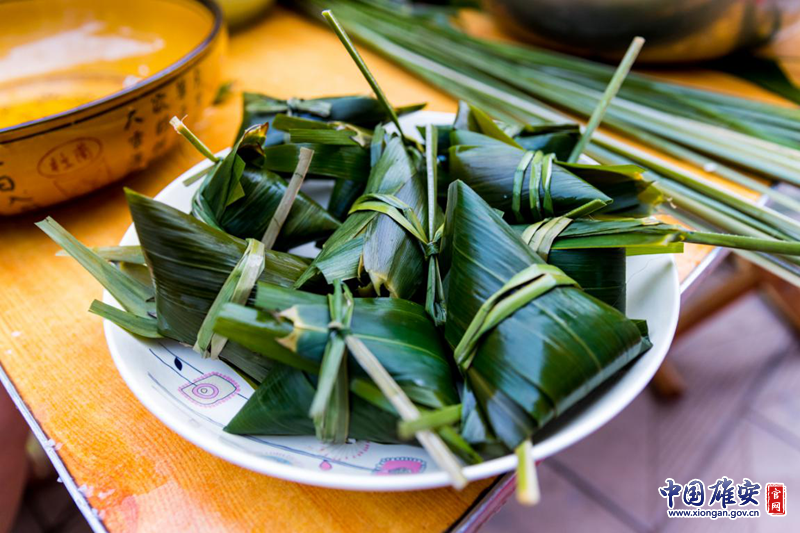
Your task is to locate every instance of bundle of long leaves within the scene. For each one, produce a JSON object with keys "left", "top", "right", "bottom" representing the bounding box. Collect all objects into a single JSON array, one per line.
[{"left": 300, "top": 0, "right": 800, "bottom": 286}]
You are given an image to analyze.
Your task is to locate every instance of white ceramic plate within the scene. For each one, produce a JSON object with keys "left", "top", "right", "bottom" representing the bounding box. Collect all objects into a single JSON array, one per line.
[{"left": 104, "top": 111, "right": 680, "bottom": 491}]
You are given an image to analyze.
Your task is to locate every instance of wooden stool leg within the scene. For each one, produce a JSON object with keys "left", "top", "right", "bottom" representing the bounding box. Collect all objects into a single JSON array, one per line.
[
  {"left": 650, "top": 359, "right": 687, "bottom": 399},
  {"left": 651, "top": 259, "right": 759, "bottom": 399},
  {"left": 0, "top": 389, "right": 29, "bottom": 533},
  {"left": 759, "top": 272, "right": 800, "bottom": 333},
  {"left": 675, "top": 260, "right": 759, "bottom": 337}
]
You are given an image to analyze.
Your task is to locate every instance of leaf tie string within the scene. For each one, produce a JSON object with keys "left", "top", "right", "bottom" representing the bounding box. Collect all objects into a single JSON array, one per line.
[
  {"left": 343, "top": 333, "right": 468, "bottom": 489},
  {"left": 194, "top": 238, "right": 266, "bottom": 359},
  {"left": 454, "top": 263, "right": 578, "bottom": 371},
  {"left": 512, "top": 151, "right": 556, "bottom": 222},
  {"left": 284, "top": 278, "right": 465, "bottom": 486},
  {"left": 287, "top": 97, "right": 332, "bottom": 117},
  {"left": 520, "top": 217, "right": 574, "bottom": 261},
  {"left": 308, "top": 279, "right": 354, "bottom": 442},
  {"left": 421, "top": 240, "right": 440, "bottom": 259},
  {"left": 512, "top": 151, "right": 535, "bottom": 222},
  {"left": 348, "top": 193, "right": 446, "bottom": 324},
  {"left": 349, "top": 193, "right": 429, "bottom": 243},
  {"left": 538, "top": 152, "right": 556, "bottom": 219}
]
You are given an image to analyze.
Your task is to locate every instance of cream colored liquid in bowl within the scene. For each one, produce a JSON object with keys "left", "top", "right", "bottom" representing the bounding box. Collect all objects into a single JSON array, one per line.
[{"left": 0, "top": 0, "right": 214, "bottom": 130}]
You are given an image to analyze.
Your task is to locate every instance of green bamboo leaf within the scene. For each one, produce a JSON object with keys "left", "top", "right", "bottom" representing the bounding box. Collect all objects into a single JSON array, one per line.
[
  {"left": 513, "top": 217, "right": 678, "bottom": 311},
  {"left": 197, "top": 164, "right": 340, "bottom": 248},
  {"left": 225, "top": 365, "right": 403, "bottom": 443},
  {"left": 289, "top": 129, "right": 362, "bottom": 146},
  {"left": 89, "top": 300, "right": 161, "bottom": 338},
  {"left": 455, "top": 102, "right": 522, "bottom": 148},
  {"left": 329, "top": 178, "right": 367, "bottom": 221},
  {"left": 448, "top": 140, "right": 612, "bottom": 222},
  {"left": 120, "top": 262, "right": 154, "bottom": 289},
  {"left": 309, "top": 280, "right": 354, "bottom": 443},
  {"left": 326, "top": 123, "right": 390, "bottom": 220},
  {"left": 188, "top": 123, "right": 341, "bottom": 248},
  {"left": 271, "top": 114, "right": 336, "bottom": 131},
  {"left": 37, "top": 217, "right": 154, "bottom": 317},
  {"left": 424, "top": 124, "right": 447, "bottom": 325},
  {"left": 359, "top": 164, "right": 428, "bottom": 297},
  {"left": 513, "top": 124, "right": 582, "bottom": 161},
  {"left": 57, "top": 245, "right": 146, "bottom": 265},
  {"left": 558, "top": 162, "right": 660, "bottom": 217},
  {"left": 239, "top": 92, "right": 420, "bottom": 146},
  {"left": 212, "top": 304, "right": 316, "bottom": 372},
  {"left": 259, "top": 144, "right": 370, "bottom": 180}
]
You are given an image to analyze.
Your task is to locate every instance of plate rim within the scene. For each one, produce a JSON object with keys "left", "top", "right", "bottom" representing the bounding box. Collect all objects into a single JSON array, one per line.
[{"left": 104, "top": 110, "right": 680, "bottom": 491}]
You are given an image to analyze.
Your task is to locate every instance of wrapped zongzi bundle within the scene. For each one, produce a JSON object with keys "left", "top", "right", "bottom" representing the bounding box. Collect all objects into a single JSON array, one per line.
[
  {"left": 238, "top": 92, "right": 424, "bottom": 145},
  {"left": 239, "top": 94, "right": 423, "bottom": 220},
  {"left": 295, "top": 134, "right": 434, "bottom": 299},
  {"left": 448, "top": 104, "right": 660, "bottom": 222},
  {"left": 440, "top": 181, "right": 652, "bottom": 452},
  {"left": 213, "top": 282, "right": 459, "bottom": 444},
  {"left": 37, "top": 188, "right": 314, "bottom": 382},
  {"left": 130, "top": 190, "right": 312, "bottom": 380},
  {"left": 186, "top": 123, "right": 341, "bottom": 247}
]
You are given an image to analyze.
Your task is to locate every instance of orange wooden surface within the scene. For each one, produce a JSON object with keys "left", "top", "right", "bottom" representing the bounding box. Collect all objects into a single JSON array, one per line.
[{"left": 0, "top": 7, "right": 795, "bottom": 533}]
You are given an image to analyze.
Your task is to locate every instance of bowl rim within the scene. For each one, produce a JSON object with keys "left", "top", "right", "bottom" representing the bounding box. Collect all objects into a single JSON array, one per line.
[{"left": 0, "top": 0, "right": 224, "bottom": 142}]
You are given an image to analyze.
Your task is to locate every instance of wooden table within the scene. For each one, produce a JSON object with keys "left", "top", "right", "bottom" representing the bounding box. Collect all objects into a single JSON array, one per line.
[{"left": 0, "top": 7, "right": 791, "bottom": 532}]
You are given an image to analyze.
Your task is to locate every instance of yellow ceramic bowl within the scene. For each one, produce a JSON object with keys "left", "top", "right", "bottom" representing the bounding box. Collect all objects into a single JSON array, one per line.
[{"left": 0, "top": 0, "right": 225, "bottom": 215}]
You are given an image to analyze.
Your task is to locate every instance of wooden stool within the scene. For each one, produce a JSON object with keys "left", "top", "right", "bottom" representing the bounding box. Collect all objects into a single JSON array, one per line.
[{"left": 650, "top": 257, "right": 800, "bottom": 399}]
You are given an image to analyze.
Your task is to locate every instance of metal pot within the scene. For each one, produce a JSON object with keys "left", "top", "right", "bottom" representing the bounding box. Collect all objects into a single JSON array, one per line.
[{"left": 485, "top": 0, "right": 800, "bottom": 63}]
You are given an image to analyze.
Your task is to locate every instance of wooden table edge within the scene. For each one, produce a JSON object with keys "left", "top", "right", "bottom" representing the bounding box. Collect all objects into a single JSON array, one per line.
[{"left": 0, "top": 359, "right": 107, "bottom": 533}]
